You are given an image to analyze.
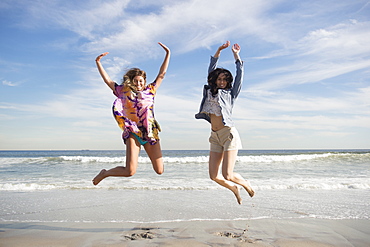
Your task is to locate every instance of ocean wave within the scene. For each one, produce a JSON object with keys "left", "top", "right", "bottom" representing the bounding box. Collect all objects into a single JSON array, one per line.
[
  {"left": 59, "top": 156, "right": 125, "bottom": 163},
  {"left": 255, "top": 182, "right": 370, "bottom": 190},
  {"left": 57, "top": 152, "right": 370, "bottom": 164},
  {"left": 237, "top": 152, "right": 370, "bottom": 163},
  {"left": 1, "top": 180, "right": 368, "bottom": 191},
  {"left": 57, "top": 155, "right": 210, "bottom": 164},
  {"left": 0, "top": 157, "right": 65, "bottom": 166},
  {"left": 1, "top": 152, "right": 369, "bottom": 166},
  {"left": 0, "top": 183, "right": 217, "bottom": 191},
  {"left": 0, "top": 183, "right": 58, "bottom": 191},
  {"left": 59, "top": 155, "right": 211, "bottom": 164}
]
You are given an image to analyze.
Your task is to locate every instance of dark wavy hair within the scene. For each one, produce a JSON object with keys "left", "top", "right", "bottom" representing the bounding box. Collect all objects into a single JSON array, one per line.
[{"left": 207, "top": 68, "right": 233, "bottom": 96}]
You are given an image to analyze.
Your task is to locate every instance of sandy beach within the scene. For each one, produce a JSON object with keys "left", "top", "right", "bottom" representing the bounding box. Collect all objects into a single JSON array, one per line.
[
  {"left": 1, "top": 150, "right": 369, "bottom": 246},
  {"left": 1, "top": 218, "right": 369, "bottom": 247}
]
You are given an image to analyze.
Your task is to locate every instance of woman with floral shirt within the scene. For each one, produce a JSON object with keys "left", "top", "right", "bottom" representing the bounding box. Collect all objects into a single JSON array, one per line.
[{"left": 93, "top": 42, "right": 170, "bottom": 185}]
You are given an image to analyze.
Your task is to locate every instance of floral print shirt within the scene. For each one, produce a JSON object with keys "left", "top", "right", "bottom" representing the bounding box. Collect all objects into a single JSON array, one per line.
[{"left": 112, "top": 81, "right": 161, "bottom": 145}]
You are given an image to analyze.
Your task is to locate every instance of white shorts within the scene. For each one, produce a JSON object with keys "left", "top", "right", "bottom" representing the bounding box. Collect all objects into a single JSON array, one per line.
[{"left": 209, "top": 127, "right": 242, "bottom": 153}]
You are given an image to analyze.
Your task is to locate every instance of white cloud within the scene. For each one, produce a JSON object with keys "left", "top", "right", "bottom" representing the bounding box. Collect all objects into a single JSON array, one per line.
[
  {"left": 2, "top": 80, "right": 18, "bottom": 86},
  {"left": 77, "top": 0, "right": 277, "bottom": 56},
  {"left": 243, "top": 85, "right": 370, "bottom": 115},
  {"left": 24, "top": 0, "right": 130, "bottom": 38},
  {"left": 297, "top": 20, "right": 370, "bottom": 59},
  {"left": 233, "top": 84, "right": 370, "bottom": 137},
  {"left": 249, "top": 59, "right": 370, "bottom": 91},
  {"left": 248, "top": 19, "right": 370, "bottom": 91}
]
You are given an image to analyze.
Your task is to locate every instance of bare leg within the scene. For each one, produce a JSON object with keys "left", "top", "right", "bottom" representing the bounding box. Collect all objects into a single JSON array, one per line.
[
  {"left": 222, "top": 150, "right": 255, "bottom": 197},
  {"left": 209, "top": 151, "right": 243, "bottom": 204},
  {"left": 92, "top": 135, "right": 141, "bottom": 185},
  {"left": 143, "top": 141, "right": 164, "bottom": 175}
]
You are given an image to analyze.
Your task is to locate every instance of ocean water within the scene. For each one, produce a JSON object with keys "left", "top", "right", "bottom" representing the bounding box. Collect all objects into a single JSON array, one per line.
[{"left": 0, "top": 149, "right": 369, "bottom": 223}]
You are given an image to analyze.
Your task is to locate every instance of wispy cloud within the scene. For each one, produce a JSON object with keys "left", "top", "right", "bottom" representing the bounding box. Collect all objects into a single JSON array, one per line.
[
  {"left": 235, "top": 85, "right": 370, "bottom": 135},
  {"left": 35, "top": 0, "right": 276, "bottom": 57},
  {"left": 249, "top": 19, "right": 370, "bottom": 91},
  {"left": 296, "top": 20, "right": 370, "bottom": 58},
  {"left": 2, "top": 80, "right": 18, "bottom": 86},
  {"left": 20, "top": 0, "right": 129, "bottom": 37}
]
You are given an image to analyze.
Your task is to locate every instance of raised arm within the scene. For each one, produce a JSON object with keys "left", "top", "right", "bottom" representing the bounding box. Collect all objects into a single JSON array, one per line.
[
  {"left": 231, "top": 43, "right": 243, "bottom": 98},
  {"left": 95, "top": 52, "right": 115, "bottom": 91},
  {"left": 214, "top": 41, "right": 230, "bottom": 58},
  {"left": 208, "top": 41, "right": 231, "bottom": 74},
  {"left": 154, "top": 42, "right": 171, "bottom": 89}
]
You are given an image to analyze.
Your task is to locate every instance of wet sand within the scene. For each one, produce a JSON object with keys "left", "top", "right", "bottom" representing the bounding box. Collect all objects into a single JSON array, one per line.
[{"left": 1, "top": 218, "right": 369, "bottom": 246}]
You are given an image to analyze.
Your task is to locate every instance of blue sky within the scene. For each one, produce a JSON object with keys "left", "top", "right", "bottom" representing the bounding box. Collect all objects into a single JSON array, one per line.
[{"left": 0, "top": 0, "right": 369, "bottom": 150}]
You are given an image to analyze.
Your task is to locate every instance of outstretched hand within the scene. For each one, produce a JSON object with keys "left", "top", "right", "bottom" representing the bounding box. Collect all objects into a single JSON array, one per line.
[
  {"left": 219, "top": 41, "right": 230, "bottom": 51},
  {"left": 231, "top": 43, "right": 241, "bottom": 61},
  {"left": 96, "top": 52, "right": 109, "bottom": 62},
  {"left": 231, "top": 43, "right": 241, "bottom": 54},
  {"left": 158, "top": 42, "right": 170, "bottom": 53}
]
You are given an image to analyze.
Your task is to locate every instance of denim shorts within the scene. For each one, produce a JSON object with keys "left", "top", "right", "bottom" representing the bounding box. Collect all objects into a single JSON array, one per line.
[{"left": 209, "top": 127, "right": 242, "bottom": 153}]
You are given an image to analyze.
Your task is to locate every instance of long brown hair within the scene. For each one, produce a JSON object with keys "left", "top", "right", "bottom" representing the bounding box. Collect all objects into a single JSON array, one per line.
[{"left": 122, "top": 68, "right": 146, "bottom": 91}]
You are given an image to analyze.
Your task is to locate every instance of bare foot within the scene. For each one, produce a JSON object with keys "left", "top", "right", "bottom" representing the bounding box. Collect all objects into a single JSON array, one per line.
[
  {"left": 243, "top": 180, "right": 255, "bottom": 197},
  {"left": 92, "top": 169, "right": 107, "bottom": 185},
  {"left": 231, "top": 185, "right": 242, "bottom": 205}
]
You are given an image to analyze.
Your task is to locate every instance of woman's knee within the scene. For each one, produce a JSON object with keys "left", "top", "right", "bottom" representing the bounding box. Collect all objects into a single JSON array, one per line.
[
  {"left": 209, "top": 173, "right": 221, "bottom": 181},
  {"left": 154, "top": 165, "right": 164, "bottom": 175},
  {"left": 156, "top": 169, "right": 164, "bottom": 175},
  {"left": 222, "top": 171, "right": 234, "bottom": 181},
  {"left": 122, "top": 165, "right": 136, "bottom": 177},
  {"left": 127, "top": 168, "right": 136, "bottom": 177}
]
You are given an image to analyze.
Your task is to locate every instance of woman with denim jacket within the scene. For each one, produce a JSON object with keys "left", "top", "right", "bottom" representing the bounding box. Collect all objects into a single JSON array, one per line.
[{"left": 195, "top": 41, "right": 254, "bottom": 204}]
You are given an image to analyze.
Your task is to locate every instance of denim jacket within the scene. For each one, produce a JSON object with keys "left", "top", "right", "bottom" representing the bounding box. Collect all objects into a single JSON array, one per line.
[{"left": 195, "top": 56, "right": 244, "bottom": 127}]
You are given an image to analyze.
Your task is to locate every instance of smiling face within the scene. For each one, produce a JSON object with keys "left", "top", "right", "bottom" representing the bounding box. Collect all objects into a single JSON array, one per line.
[
  {"left": 133, "top": 75, "right": 146, "bottom": 91},
  {"left": 123, "top": 68, "right": 147, "bottom": 92},
  {"left": 216, "top": 73, "right": 228, "bottom": 89},
  {"left": 207, "top": 68, "right": 233, "bottom": 96}
]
